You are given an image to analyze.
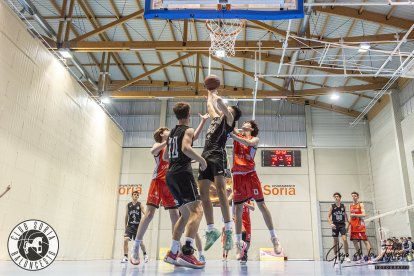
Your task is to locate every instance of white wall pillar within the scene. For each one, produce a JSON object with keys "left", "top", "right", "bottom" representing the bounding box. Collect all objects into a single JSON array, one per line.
[
  {"left": 305, "top": 105, "right": 322, "bottom": 260},
  {"left": 390, "top": 92, "right": 414, "bottom": 234}
]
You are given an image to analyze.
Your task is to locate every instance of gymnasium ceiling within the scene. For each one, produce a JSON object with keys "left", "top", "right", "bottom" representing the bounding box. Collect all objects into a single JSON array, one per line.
[{"left": 6, "top": 0, "right": 414, "bottom": 118}]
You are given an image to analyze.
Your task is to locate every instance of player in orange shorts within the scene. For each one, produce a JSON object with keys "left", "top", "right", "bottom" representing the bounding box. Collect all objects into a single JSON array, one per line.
[
  {"left": 349, "top": 191, "right": 371, "bottom": 262},
  {"left": 130, "top": 127, "right": 179, "bottom": 265},
  {"left": 131, "top": 116, "right": 208, "bottom": 265},
  {"left": 230, "top": 120, "right": 282, "bottom": 260}
]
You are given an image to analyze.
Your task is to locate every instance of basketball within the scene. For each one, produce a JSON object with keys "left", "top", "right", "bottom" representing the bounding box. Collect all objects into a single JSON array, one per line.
[{"left": 204, "top": 75, "right": 221, "bottom": 91}]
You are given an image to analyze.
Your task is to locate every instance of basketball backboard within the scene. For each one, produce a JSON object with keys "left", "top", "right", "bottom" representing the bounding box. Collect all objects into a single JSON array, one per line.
[{"left": 144, "top": 0, "right": 304, "bottom": 20}]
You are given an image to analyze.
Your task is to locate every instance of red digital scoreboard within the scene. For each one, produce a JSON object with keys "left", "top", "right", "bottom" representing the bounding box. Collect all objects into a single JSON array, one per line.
[{"left": 261, "top": 150, "right": 301, "bottom": 167}]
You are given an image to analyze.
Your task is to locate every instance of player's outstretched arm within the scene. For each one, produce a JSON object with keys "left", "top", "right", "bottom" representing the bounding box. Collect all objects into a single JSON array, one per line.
[
  {"left": 207, "top": 91, "right": 220, "bottom": 119},
  {"left": 230, "top": 133, "right": 259, "bottom": 147},
  {"left": 233, "top": 127, "right": 240, "bottom": 134},
  {"left": 150, "top": 141, "right": 167, "bottom": 156},
  {"left": 162, "top": 144, "right": 170, "bottom": 162},
  {"left": 194, "top": 113, "right": 209, "bottom": 141},
  {"left": 211, "top": 92, "right": 234, "bottom": 126},
  {"left": 181, "top": 128, "right": 207, "bottom": 170}
]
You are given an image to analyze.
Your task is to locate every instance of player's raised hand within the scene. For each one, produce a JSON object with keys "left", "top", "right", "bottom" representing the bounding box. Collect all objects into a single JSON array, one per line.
[{"left": 199, "top": 113, "right": 209, "bottom": 121}]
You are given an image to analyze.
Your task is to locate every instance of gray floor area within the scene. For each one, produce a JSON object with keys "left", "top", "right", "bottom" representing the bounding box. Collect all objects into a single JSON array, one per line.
[{"left": 0, "top": 260, "right": 412, "bottom": 276}]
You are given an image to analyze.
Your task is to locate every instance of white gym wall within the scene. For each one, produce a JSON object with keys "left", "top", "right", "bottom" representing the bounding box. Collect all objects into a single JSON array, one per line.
[
  {"left": 0, "top": 2, "right": 123, "bottom": 260},
  {"left": 113, "top": 100, "right": 382, "bottom": 261}
]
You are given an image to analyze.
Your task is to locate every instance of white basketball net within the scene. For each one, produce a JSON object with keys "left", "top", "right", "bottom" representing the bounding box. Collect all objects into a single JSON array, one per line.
[{"left": 206, "top": 18, "right": 245, "bottom": 58}]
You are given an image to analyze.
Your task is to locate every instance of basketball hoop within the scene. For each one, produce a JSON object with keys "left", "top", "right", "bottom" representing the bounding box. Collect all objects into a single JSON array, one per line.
[{"left": 206, "top": 16, "right": 245, "bottom": 58}]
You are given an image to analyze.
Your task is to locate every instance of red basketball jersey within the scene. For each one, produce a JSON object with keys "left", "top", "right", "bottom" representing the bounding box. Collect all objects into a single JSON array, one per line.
[
  {"left": 152, "top": 148, "right": 168, "bottom": 180},
  {"left": 350, "top": 202, "right": 366, "bottom": 233},
  {"left": 232, "top": 134, "right": 257, "bottom": 174}
]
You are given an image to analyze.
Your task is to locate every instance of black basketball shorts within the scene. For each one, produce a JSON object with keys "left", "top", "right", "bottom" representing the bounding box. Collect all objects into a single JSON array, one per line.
[{"left": 166, "top": 171, "right": 200, "bottom": 207}]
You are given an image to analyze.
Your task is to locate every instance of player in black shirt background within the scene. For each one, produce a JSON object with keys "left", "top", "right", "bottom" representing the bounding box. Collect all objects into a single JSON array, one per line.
[
  {"left": 163, "top": 102, "right": 207, "bottom": 269},
  {"left": 199, "top": 76, "right": 242, "bottom": 252},
  {"left": 122, "top": 191, "right": 148, "bottom": 263},
  {"left": 327, "top": 192, "right": 351, "bottom": 263}
]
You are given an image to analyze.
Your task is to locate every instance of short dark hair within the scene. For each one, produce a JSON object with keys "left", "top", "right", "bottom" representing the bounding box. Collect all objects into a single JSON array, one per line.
[
  {"left": 230, "top": 105, "right": 242, "bottom": 122},
  {"left": 173, "top": 102, "right": 190, "bottom": 120},
  {"left": 245, "top": 120, "right": 259, "bottom": 137},
  {"left": 333, "top": 192, "right": 342, "bottom": 198},
  {"left": 132, "top": 191, "right": 139, "bottom": 196},
  {"left": 153, "top": 127, "right": 169, "bottom": 143},
  {"left": 351, "top": 191, "right": 359, "bottom": 197}
]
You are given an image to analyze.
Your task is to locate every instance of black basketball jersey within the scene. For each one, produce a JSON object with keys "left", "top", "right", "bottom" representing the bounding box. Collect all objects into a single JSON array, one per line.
[
  {"left": 167, "top": 125, "right": 192, "bottom": 174},
  {"left": 203, "top": 116, "right": 234, "bottom": 155},
  {"left": 127, "top": 201, "right": 142, "bottom": 226},
  {"left": 332, "top": 203, "right": 346, "bottom": 224}
]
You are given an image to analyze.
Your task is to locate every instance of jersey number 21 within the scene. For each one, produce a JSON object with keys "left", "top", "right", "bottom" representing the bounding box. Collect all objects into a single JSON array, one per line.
[{"left": 169, "top": 137, "right": 179, "bottom": 158}]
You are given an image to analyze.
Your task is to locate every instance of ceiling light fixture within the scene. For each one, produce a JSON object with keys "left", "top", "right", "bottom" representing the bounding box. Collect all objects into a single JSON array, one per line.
[
  {"left": 101, "top": 96, "right": 111, "bottom": 104},
  {"left": 215, "top": 49, "right": 226, "bottom": 58},
  {"left": 59, "top": 48, "right": 72, "bottom": 59},
  {"left": 330, "top": 92, "right": 340, "bottom": 100},
  {"left": 358, "top": 43, "right": 371, "bottom": 53}
]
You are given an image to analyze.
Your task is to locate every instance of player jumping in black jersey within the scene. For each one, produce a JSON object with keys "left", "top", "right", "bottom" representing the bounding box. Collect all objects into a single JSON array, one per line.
[
  {"left": 199, "top": 85, "right": 242, "bottom": 252},
  {"left": 163, "top": 102, "right": 207, "bottom": 269}
]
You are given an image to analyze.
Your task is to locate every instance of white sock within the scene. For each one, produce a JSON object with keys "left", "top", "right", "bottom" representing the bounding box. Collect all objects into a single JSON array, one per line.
[
  {"left": 207, "top": 224, "right": 215, "bottom": 232},
  {"left": 224, "top": 221, "right": 232, "bottom": 231},
  {"left": 199, "top": 250, "right": 204, "bottom": 258},
  {"left": 235, "top": 234, "right": 242, "bottom": 243},
  {"left": 185, "top": 237, "right": 195, "bottom": 248},
  {"left": 171, "top": 240, "right": 180, "bottom": 254},
  {"left": 269, "top": 229, "right": 277, "bottom": 238}
]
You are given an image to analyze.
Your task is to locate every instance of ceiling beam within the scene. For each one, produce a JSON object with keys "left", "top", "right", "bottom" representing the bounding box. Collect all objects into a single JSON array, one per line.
[
  {"left": 63, "top": 0, "right": 75, "bottom": 42},
  {"left": 206, "top": 54, "right": 289, "bottom": 94},
  {"left": 108, "top": 0, "right": 152, "bottom": 82},
  {"left": 56, "top": 0, "right": 67, "bottom": 43},
  {"left": 69, "top": 9, "right": 144, "bottom": 43},
  {"left": 65, "top": 30, "right": 412, "bottom": 52},
  {"left": 69, "top": 50, "right": 382, "bottom": 85},
  {"left": 110, "top": 87, "right": 361, "bottom": 117},
  {"left": 295, "top": 83, "right": 387, "bottom": 95},
  {"left": 248, "top": 20, "right": 289, "bottom": 37},
  {"left": 76, "top": 0, "right": 132, "bottom": 80},
  {"left": 292, "top": 98, "right": 361, "bottom": 117},
  {"left": 113, "top": 53, "right": 195, "bottom": 91},
  {"left": 108, "top": 80, "right": 377, "bottom": 99},
  {"left": 195, "top": 53, "right": 201, "bottom": 94},
  {"left": 167, "top": 21, "right": 188, "bottom": 83},
  {"left": 75, "top": 64, "right": 321, "bottom": 87},
  {"left": 135, "top": 0, "right": 170, "bottom": 82},
  {"left": 313, "top": 6, "right": 414, "bottom": 30},
  {"left": 97, "top": 52, "right": 107, "bottom": 92},
  {"left": 367, "top": 94, "right": 390, "bottom": 121}
]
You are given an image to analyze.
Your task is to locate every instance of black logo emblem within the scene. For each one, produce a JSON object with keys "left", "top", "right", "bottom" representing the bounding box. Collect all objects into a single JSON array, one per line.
[{"left": 8, "top": 220, "right": 59, "bottom": 271}]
